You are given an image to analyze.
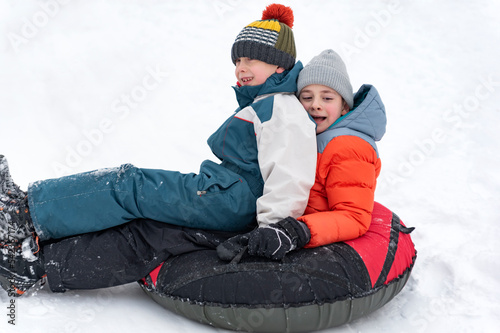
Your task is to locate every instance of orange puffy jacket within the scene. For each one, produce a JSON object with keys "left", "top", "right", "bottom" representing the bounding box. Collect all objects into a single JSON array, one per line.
[{"left": 297, "top": 84, "right": 386, "bottom": 248}]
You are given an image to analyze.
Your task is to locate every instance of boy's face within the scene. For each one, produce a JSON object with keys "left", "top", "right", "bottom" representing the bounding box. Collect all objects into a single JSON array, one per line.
[
  {"left": 235, "top": 57, "right": 285, "bottom": 86},
  {"left": 299, "top": 84, "right": 349, "bottom": 134}
]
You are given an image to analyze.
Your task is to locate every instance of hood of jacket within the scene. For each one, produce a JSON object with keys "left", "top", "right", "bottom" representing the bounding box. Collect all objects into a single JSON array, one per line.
[
  {"left": 233, "top": 61, "right": 303, "bottom": 109},
  {"left": 320, "top": 84, "right": 387, "bottom": 143}
]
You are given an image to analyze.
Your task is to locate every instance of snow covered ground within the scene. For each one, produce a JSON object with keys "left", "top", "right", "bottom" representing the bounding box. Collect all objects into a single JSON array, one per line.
[{"left": 1, "top": 0, "right": 499, "bottom": 332}]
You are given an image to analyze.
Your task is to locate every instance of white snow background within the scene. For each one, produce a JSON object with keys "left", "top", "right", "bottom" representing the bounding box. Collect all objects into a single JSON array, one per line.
[{"left": 1, "top": 0, "right": 500, "bottom": 332}]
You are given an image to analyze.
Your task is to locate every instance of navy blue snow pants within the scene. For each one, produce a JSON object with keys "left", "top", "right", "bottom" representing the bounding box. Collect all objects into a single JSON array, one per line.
[
  {"left": 28, "top": 160, "right": 261, "bottom": 241},
  {"left": 43, "top": 219, "right": 235, "bottom": 292}
]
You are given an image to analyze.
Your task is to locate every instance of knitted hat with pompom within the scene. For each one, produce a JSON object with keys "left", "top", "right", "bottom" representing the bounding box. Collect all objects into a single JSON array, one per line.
[{"left": 231, "top": 4, "right": 296, "bottom": 70}]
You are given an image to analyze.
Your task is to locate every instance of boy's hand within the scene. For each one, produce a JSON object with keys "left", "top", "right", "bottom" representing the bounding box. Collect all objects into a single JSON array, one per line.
[
  {"left": 217, "top": 217, "right": 310, "bottom": 261},
  {"left": 216, "top": 232, "right": 250, "bottom": 261}
]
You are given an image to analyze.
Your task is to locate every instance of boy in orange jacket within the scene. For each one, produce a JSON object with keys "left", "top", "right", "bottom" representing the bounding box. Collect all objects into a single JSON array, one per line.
[
  {"left": 218, "top": 49, "right": 387, "bottom": 259},
  {"left": 295, "top": 49, "right": 386, "bottom": 248}
]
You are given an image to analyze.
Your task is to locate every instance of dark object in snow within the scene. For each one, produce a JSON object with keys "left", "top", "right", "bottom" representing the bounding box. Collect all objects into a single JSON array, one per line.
[
  {"left": 139, "top": 202, "right": 416, "bottom": 333},
  {"left": 0, "top": 155, "right": 33, "bottom": 241},
  {"left": 0, "top": 234, "right": 45, "bottom": 297},
  {"left": 0, "top": 155, "right": 26, "bottom": 200}
]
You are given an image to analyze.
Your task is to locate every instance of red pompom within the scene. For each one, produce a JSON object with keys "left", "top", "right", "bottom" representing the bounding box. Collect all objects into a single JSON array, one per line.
[{"left": 262, "top": 4, "right": 294, "bottom": 28}]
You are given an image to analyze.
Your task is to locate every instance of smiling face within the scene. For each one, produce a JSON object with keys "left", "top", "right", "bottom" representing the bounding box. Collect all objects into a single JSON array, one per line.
[
  {"left": 299, "top": 84, "right": 349, "bottom": 134},
  {"left": 234, "top": 57, "right": 285, "bottom": 86}
]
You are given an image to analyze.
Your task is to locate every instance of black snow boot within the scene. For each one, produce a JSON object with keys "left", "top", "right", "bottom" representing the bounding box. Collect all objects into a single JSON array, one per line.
[
  {"left": 0, "top": 234, "right": 45, "bottom": 297},
  {"left": 0, "top": 196, "right": 35, "bottom": 241},
  {"left": 0, "top": 155, "right": 26, "bottom": 200}
]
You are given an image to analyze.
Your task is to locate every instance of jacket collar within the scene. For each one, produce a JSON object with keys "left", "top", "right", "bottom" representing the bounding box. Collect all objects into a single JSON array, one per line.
[
  {"left": 233, "top": 61, "right": 303, "bottom": 109},
  {"left": 323, "top": 84, "right": 387, "bottom": 142}
]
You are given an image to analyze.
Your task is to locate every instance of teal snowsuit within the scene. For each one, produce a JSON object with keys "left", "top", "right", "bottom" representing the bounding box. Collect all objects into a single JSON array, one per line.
[{"left": 28, "top": 62, "right": 317, "bottom": 241}]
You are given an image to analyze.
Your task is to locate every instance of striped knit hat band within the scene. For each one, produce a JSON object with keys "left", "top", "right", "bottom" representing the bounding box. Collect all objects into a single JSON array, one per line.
[
  {"left": 237, "top": 21, "right": 281, "bottom": 46},
  {"left": 231, "top": 4, "right": 296, "bottom": 70}
]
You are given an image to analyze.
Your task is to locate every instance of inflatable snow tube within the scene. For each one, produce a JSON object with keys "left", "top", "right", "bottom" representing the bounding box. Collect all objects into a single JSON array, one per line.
[{"left": 140, "top": 202, "right": 416, "bottom": 332}]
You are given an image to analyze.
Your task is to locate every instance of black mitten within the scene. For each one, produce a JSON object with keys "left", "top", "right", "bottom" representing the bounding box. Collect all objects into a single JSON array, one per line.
[
  {"left": 216, "top": 232, "right": 250, "bottom": 261},
  {"left": 247, "top": 217, "right": 310, "bottom": 260}
]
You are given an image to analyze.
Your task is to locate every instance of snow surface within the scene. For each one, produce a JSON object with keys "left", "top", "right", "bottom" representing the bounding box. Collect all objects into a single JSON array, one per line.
[{"left": 1, "top": 0, "right": 500, "bottom": 332}]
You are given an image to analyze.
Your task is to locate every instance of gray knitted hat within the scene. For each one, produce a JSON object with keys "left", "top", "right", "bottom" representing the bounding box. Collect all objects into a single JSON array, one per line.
[{"left": 297, "top": 49, "right": 353, "bottom": 109}]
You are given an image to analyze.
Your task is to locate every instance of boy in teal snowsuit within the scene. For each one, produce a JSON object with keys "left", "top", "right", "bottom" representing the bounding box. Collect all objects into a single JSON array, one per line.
[{"left": 0, "top": 5, "right": 316, "bottom": 296}]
